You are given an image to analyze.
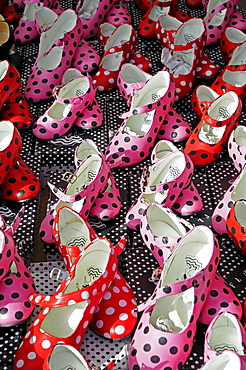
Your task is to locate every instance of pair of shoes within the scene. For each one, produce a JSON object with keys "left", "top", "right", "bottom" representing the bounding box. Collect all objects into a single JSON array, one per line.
[
  {"left": 92, "top": 23, "right": 138, "bottom": 92},
  {"left": 24, "top": 9, "right": 83, "bottom": 102},
  {"left": 40, "top": 139, "right": 121, "bottom": 244},
  {"left": 184, "top": 90, "right": 242, "bottom": 166},
  {"left": 14, "top": 236, "right": 136, "bottom": 370},
  {"left": 0, "top": 208, "right": 36, "bottom": 326},
  {"left": 125, "top": 139, "right": 203, "bottom": 230},
  {"left": 156, "top": 14, "right": 219, "bottom": 81},
  {"left": 211, "top": 41, "right": 246, "bottom": 100},
  {"left": 0, "top": 120, "right": 40, "bottom": 201},
  {"left": 14, "top": 0, "right": 62, "bottom": 44},
  {"left": 53, "top": 206, "right": 137, "bottom": 340},
  {"left": 32, "top": 70, "right": 103, "bottom": 139},
  {"left": 116, "top": 63, "right": 191, "bottom": 142},
  {"left": 128, "top": 225, "right": 220, "bottom": 369},
  {"left": 139, "top": 202, "right": 242, "bottom": 324}
]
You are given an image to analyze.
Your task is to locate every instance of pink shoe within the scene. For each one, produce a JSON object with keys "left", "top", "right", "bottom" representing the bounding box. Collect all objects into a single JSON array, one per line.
[
  {"left": 198, "top": 351, "right": 246, "bottom": 369},
  {"left": 24, "top": 9, "right": 83, "bottom": 102},
  {"left": 212, "top": 165, "right": 246, "bottom": 235},
  {"left": 228, "top": 125, "right": 246, "bottom": 172},
  {"left": 204, "top": 312, "right": 246, "bottom": 361},
  {"left": 104, "top": 3, "right": 132, "bottom": 26},
  {"left": 0, "top": 209, "right": 35, "bottom": 326},
  {"left": 76, "top": 0, "right": 118, "bottom": 39},
  {"left": 71, "top": 39, "right": 101, "bottom": 74},
  {"left": 125, "top": 150, "right": 198, "bottom": 230},
  {"left": 39, "top": 153, "right": 109, "bottom": 244},
  {"left": 74, "top": 139, "right": 121, "bottom": 220},
  {"left": 129, "top": 225, "right": 220, "bottom": 370},
  {"left": 32, "top": 74, "right": 100, "bottom": 139},
  {"left": 105, "top": 70, "right": 176, "bottom": 168},
  {"left": 92, "top": 23, "right": 137, "bottom": 92},
  {"left": 14, "top": 0, "right": 62, "bottom": 44}
]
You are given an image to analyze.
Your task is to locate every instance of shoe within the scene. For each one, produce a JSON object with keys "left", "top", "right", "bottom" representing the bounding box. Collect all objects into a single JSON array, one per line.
[
  {"left": 1, "top": 1, "right": 20, "bottom": 25},
  {"left": 12, "top": 0, "right": 24, "bottom": 10},
  {"left": 156, "top": 14, "right": 219, "bottom": 81},
  {"left": 226, "top": 199, "right": 246, "bottom": 255},
  {"left": 75, "top": 0, "right": 118, "bottom": 39},
  {"left": 184, "top": 91, "right": 242, "bottom": 167},
  {"left": 198, "top": 351, "right": 246, "bottom": 369},
  {"left": 203, "top": 0, "right": 236, "bottom": 45},
  {"left": 212, "top": 165, "right": 246, "bottom": 235},
  {"left": 13, "top": 237, "right": 122, "bottom": 370},
  {"left": 228, "top": 10, "right": 246, "bottom": 32},
  {"left": 104, "top": 3, "right": 132, "bottom": 27},
  {"left": 191, "top": 85, "right": 220, "bottom": 119},
  {"left": 74, "top": 139, "right": 121, "bottom": 220},
  {"left": 211, "top": 41, "right": 246, "bottom": 101},
  {"left": 228, "top": 126, "right": 246, "bottom": 172},
  {"left": 0, "top": 60, "right": 23, "bottom": 111},
  {"left": 71, "top": 39, "right": 101, "bottom": 74},
  {"left": 204, "top": 311, "right": 246, "bottom": 361},
  {"left": 129, "top": 225, "right": 220, "bottom": 370},
  {"left": 105, "top": 70, "right": 176, "bottom": 168},
  {"left": 125, "top": 149, "right": 198, "bottom": 230},
  {"left": 220, "top": 27, "right": 246, "bottom": 62},
  {"left": 53, "top": 206, "right": 137, "bottom": 340},
  {"left": 24, "top": 9, "right": 83, "bottom": 102},
  {"left": 39, "top": 153, "right": 109, "bottom": 244},
  {"left": 0, "top": 209, "right": 36, "bottom": 326},
  {"left": 32, "top": 74, "right": 101, "bottom": 139},
  {"left": 117, "top": 63, "right": 190, "bottom": 142},
  {"left": 0, "top": 120, "right": 22, "bottom": 185},
  {"left": 92, "top": 23, "right": 137, "bottom": 92},
  {"left": 14, "top": 0, "right": 62, "bottom": 44}
]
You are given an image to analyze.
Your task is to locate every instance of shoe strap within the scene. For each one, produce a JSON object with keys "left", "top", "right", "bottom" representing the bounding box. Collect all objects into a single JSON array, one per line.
[
  {"left": 152, "top": 0, "right": 172, "bottom": 7},
  {"left": 227, "top": 63, "right": 246, "bottom": 73},
  {"left": 100, "top": 41, "right": 134, "bottom": 68},
  {"left": 48, "top": 179, "right": 92, "bottom": 203},
  {"left": 207, "top": 2, "right": 231, "bottom": 22},
  {"left": 136, "top": 268, "right": 205, "bottom": 313},
  {"left": 120, "top": 94, "right": 164, "bottom": 120},
  {"left": 202, "top": 98, "right": 242, "bottom": 128},
  {"left": 140, "top": 166, "right": 177, "bottom": 194}
]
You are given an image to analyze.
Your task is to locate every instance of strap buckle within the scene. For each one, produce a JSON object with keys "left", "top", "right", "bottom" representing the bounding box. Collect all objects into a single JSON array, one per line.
[
  {"left": 50, "top": 268, "right": 70, "bottom": 282},
  {"left": 61, "top": 171, "right": 77, "bottom": 184}
]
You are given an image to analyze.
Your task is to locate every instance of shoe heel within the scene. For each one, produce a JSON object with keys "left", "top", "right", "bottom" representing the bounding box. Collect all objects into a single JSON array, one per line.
[{"left": 172, "top": 180, "right": 203, "bottom": 216}]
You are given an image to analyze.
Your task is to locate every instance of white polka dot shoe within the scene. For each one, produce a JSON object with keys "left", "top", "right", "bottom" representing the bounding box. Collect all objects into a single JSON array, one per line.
[{"left": 14, "top": 237, "right": 121, "bottom": 370}]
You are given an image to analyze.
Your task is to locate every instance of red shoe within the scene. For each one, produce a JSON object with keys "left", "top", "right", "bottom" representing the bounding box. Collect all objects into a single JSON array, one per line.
[
  {"left": 220, "top": 27, "right": 246, "bottom": 62},
  {"left": 226, "top": 199, "right": 246, "bottom": 255},
  {"left": 14, "top": 237, "right": 123, "bottom": 370},
  {"left": 184, "top": 91, "right": 242, "bottom": 166},
  {"left": 92, "top": 23, "right": 137, "bottom": 92},
  {"left": 191, "top": 85, "right": 220, "bottom": 119},
  {"left": 0, "top": 97, "right": 34, "bottom": 130}
]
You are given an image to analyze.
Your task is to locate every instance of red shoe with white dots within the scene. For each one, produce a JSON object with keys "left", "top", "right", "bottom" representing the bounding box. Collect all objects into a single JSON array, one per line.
[{"left": 14, "top": 238, "right": 123, "bottom": 370}]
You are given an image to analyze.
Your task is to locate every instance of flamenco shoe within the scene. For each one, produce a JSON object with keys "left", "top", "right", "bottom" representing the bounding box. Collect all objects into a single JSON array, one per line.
[
  {"left": 39, "top": 153, "right": 109, "bottom": 244},
  {"left": 139, "top": 202, "right": 242, "bottom": 324},
  {"left": 24, "top": 9, "right": 83, "bottom": 102},
  {"left": 228, "top": 126, "right": 246, "bottom": 172},
  {"left": 117, "top": 63, "right": 190, "bottom": 142},
  {"left": 191, "top": 85, "right": 220, "bottom": 119},
  {"left": 203, "top": 0, "right": 236, "bottom": 46},
  {"left": 226, "top": 199, "right": 246, "bottom": 255},
  {"left": 198, "top": 351, "right": 246, "bottom": 370},
  {"left": 71, "top": 39, "right": 101, "bottom": 74},
  {"left": 76, "top": 0, "right": 118, "bottom": 39},
  {"left": 12, "top": 0, "right": 24, "bottom": 9},
  {"left": 184, "top": 91, "right": 242, "bottom": 167},
  {"left": 0, "top": 209, "right": 36, "bottom": 326},
  {"left": 228, "top": 10, "right": 246, "bottom": 33},
  {"left": 204, "top": 312, "right": 246, "bottom": 361},
  {"left": 53, "top": 207, "right": 137, "bottom": 340},
  {"left": 125, "top": 149, "right": 198, "bottom": 230},
  {"left": 74, "top": 139, "right": 121, "bottom": 221},
  {"left": 212, "top": 165, "right": 246, "bottom": 235},
  {"left": 211, "top": 41, "right": 246, "bottom": 101},
  {"left": 92, "top": 23, "right": 137, "bottom": 92},
  {"left": 220, "top": 27, "right": 246, "bottom": 62},
  {"left": 14, "top": 0, "right": 63, "bottom": 44},
  {"left": 104, "top": 3, "right": 132, "bottom": 27},
  {"left": 0, "top": 60, "right": 24, "bottom": 112},
  {"left": 42, "top": 344, "right": 115, "bottom": 370},
  {"left": 1, "top": 0, "right": 19, "bottom": 25},
  {"left": 32, "top": 74, "right": 102, "bottom": 140},
  {"left": 129, "top": 225, "right": 220, "bottom": 370},
  {"left": 156, "top": 14, "right": 219, "bottom": 81},
  {"left": 0, "top": 97, "right": 33, "bottom": 130},
  {"left": 105, "top": 70, "right": 176, "bottom": 168},
  {"left": 14, "top": 237, "right": 122, "bottom": 370}
]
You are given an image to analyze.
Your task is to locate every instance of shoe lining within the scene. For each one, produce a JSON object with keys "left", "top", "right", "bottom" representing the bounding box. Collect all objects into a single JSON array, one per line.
[{"left": 148, "top": 5, "right": 169, "bottom": 22}]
